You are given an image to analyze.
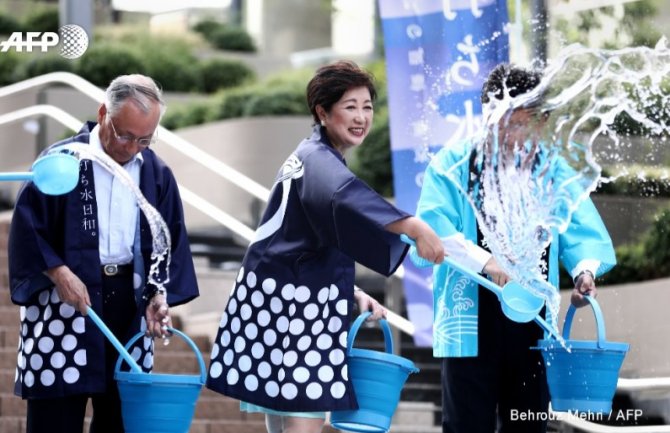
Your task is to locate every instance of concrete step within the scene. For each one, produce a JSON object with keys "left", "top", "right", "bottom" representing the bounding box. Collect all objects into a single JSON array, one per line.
[
  {"left": 0, "top": 368, "right": 15, "bottom": 393},
  {"left": 0, "top": 287, "right": 13, "bottom": 307},
  {"left": 0, "top": 392, "right": 25, "bottom": 417},
  {"left": 0, "top": 306, "right": 18, "bottom": 328},
  {"left": 0, "top": 415, "right": 94, "bottom": 433},
  {"left": 0, "top": 326, "right": 19, "bottom": 350},
  {"left": 0, "top": 415, "right": 24, "bottom": 433}
]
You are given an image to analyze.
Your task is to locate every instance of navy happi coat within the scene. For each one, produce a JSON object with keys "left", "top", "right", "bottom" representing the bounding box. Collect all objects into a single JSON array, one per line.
[
  {"left": 206, "top": 126, "right": 409, "bottom": 411},
  {"left": 8, "top": 121, "right": 199, "bottom": 399}
]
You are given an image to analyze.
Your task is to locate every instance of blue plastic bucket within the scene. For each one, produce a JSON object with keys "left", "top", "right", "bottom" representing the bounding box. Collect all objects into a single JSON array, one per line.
[
  {"left": 533, "top": 296, "right": 629, "bottom": 413},
  {"left": 330, "top": 312, "right": 419, "bottom": 433},
  {"left": 31, "top": 152, "right": 80, "bottom": 195},
  {"left": 114, "top": 329, "right": 206, "bottom": 433}
]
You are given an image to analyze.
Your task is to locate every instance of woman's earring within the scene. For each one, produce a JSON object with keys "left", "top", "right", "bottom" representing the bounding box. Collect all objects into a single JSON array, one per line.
[{"left": 320, "top": 120, "right": 326, "bottom": 126}]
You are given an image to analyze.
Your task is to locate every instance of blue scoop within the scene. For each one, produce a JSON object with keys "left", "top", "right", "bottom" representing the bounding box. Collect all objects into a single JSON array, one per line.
[
  {"left": 400, "top": 234, "right": 560, "bottom": 340},
  {"left": 0, "top": 153, "right": 79, "bottom": 195}
]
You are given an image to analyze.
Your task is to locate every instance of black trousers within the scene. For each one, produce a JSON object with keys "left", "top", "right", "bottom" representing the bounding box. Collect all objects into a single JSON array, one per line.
[
  {"left": 27, "top": 272, "right": 137, "bottom": 433},
  {"left": 441, "top": 287, "right": 549, "bottom": 433}
]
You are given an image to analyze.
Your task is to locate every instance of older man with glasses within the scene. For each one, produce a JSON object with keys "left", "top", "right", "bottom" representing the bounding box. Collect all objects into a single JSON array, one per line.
[{"left": 8, "top": 74, "right": 200, "bottom": 433}]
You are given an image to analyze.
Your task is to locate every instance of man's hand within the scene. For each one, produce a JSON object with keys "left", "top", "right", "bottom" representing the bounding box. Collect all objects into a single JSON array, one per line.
[
  {"left": 46, "top": 265, "right": 91, "bottom": 314},
  {"left": 482, "top": 257, "right": 510, "bottom": 287},
  {"left": 571, "top": 271, "right": 597, "bottom": 308},
  {"left": 145, "top": 293, "right": 172, "bottom": 338}
]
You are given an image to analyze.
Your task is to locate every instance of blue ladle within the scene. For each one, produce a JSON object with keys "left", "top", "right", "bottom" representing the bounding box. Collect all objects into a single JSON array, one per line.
[
  {"left": 400, "top": 234, "right": 560, "bottom": 340},
  {"left": 0, "top": 152, "right": 79, "bottom": 195},
  {"left": 87, "top": 307, "right": 143, "bottom": 373}
]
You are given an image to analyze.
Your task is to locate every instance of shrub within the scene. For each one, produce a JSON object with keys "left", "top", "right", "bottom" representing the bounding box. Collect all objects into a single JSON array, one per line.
[
  {"left": 161, "top": 101, "right": 217, "bottom": 130},
  {"left": 0, "top": 12, "right": 22, "bottom": 35},
  {"left": 213, "top": 87, "right": 256, "bottom": 120},
  {"left": 0, "top": 51, "right": 21, "bottom": 85},
  {"left": 192, "top": 18, "right": 221, "bottom": 39},
  {"left": 76, "top": 44, "right": 146, "bottom": 87},
  {"left": 208, "top": 25, "right": 256, "bottom": 52},
  {"left": 198, "top": 58, "right": 255, "bottom": 93},
  {"left": 350, "top": 114, "right": 394, "bottom": 197},
  {"left": 128, "top": 36, "right": 202, "bottom": 92},
  {"left": 243, "top": 86, "right": 307, "bottom": 116},
  {"left": 598, "top": 206, "right": 670, "bottom": 284},
  {"left": 144, "top": 55, "right": 201, "bottom": 93},
  {"left": 597, "top": 166, "right": 670, "bottom": 197},
  {"left": 23, "top": 7, "right": 59, "bottom": 33},
  {"left": 14, "top": 54, "right": 75, "bottom": 80}
]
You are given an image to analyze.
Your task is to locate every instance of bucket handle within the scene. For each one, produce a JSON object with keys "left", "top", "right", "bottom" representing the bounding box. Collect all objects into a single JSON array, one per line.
[
  {"left": 347, "top": 311, "right": 394, "bottom": 355},
  {"left": 562, "top": 295, "right": 607, "bottom": 349},
  {"left": 115, "top": 329, "right": 208, "bottom": 384}
]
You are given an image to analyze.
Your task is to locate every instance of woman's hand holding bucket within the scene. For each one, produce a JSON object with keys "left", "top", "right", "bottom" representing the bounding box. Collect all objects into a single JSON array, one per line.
[{"left": 354, "top": 289, "right": 386, "bottom": 321}]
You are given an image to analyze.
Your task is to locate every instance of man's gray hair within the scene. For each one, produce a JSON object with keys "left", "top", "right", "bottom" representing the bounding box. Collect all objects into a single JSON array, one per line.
[{"left": 105, "top": 74, "right": 166, "bottom": 117}]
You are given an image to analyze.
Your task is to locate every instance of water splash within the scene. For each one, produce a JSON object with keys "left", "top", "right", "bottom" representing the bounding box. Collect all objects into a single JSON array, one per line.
[
  {"left": 55, "top": 142, "right": 172, "bottom": 296},
  {"left": 440, "top": 39, "right": 670, "bottom": 328}
]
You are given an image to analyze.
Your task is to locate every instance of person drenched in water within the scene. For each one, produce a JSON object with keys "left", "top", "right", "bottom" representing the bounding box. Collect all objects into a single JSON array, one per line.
[
  {"left": 8, "top": 74, "right": 199, "bottom": 433},
  {"left": 417, "top": 63, "right": 616, "bottom": 433}
]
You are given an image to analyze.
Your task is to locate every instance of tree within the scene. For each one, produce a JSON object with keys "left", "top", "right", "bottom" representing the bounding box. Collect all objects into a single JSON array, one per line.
[{"left": 552, "top": 0, "right": 662, "bottom": 49}]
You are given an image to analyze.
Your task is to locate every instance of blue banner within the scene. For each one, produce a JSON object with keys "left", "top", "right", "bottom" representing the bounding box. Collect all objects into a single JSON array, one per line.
[{"left": 378, "top": 0, "right": 510, "bottom": 346}]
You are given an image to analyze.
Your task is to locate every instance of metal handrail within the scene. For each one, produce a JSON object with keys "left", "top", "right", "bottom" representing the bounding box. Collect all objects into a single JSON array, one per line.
[
  {"left": 0, "top": 75, "right": 414, "bottom": 334},
  {"left": 0, "top": 72, "right": 269, "bottom": 202},
  {"left": 0, "top": 104, "right": 256, "bottom": 254},
  {"left": 0, "top": 105, "right": 83, "bottom": 131}
]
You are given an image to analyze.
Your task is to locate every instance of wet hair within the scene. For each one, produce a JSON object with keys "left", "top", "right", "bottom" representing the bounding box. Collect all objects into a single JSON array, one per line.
[
  {"left": 481, "top": 64, "right": 542, "bottom": 104},
  {"left": 105, "top": 74, "right": 166, "bottom": 117},
  {"left": 306, "top": 60, "right": 377, "bottom": 125}
]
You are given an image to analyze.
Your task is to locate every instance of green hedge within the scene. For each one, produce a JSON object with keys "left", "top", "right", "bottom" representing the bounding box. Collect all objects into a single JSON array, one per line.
[
  {"left": 199, "top": 58, "right": 255, "bottom": 93},
  {"left": 192, "top": 19, "right": 256, "bottom": 52},
  {"left": 160, "top": 100, "right": 218, "bottom": 130},
  {"left": 349, "top": 114, "right": 394, "bottom": 197},
  {"left": 596, "top": 166, "right": 670, "bottom": 197},
  {"left": 0, "top": 12, "right": 22, "bottom": 35},
  {"left": 243, "top": 86, "right": 307, "bottom": 116},
  {"left": 162, "top": 83, "right": 308, "bottom": 130},
  {"left": 76, "top": 44, "right": 146, "bottom": 87},
  {"left": 23, "top": 7, "right": 59, "bottom": 33},
  {"left": 14, "top": 54, "right": 75, "bottom": 80},
  {"left": 605, "top": 206, "right": 670, "bottom": 283},
  {"left": 0, "top": 51, "right": 21, "bottom": 86}
]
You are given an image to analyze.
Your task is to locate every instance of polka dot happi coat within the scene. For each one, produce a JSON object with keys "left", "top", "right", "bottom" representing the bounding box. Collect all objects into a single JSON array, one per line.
[
  {"left": 205, "top": 126, "right": 409, "bottom": 412},
  {"left": 209, "top": 269, "right": 352, "bottom": 411},
  {"left": 14, "top": 287, "right": 152, "bottom": 397}
]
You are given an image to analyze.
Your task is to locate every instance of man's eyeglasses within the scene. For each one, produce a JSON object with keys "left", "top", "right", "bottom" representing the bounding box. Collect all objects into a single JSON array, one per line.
[{"left": 107, "top": 114, "right": 157, "bottom": 147}]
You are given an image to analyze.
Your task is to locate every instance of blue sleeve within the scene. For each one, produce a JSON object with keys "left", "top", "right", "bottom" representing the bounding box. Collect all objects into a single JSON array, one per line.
[
  {"left": 559, "top": 197, "right": 616, "bottom": 277},
  {"left": 300, "top": 148, "right": 409, "bottom": 276},
  {"left": 554, "top": 158, "right": 616, "bottom": 277},
  {"left": 8, "top": 182, "right": 66, "bottom": 304},
  {"left": 416, "top": 148, "right": 468, "bottom": 238}
]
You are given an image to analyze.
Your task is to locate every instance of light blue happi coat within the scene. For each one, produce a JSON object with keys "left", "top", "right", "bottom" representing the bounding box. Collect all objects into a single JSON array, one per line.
[{"left": 417, "top": 139, "right": 616, "bottom": 358}]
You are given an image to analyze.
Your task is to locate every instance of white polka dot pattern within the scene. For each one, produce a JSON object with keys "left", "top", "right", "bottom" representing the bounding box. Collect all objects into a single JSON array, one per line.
[
  {"left": 15, "top": 287, "right": 153, "bottom": 396},
  {"left": 208, "top": 272, "right": 353, "bottom": 409}
]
